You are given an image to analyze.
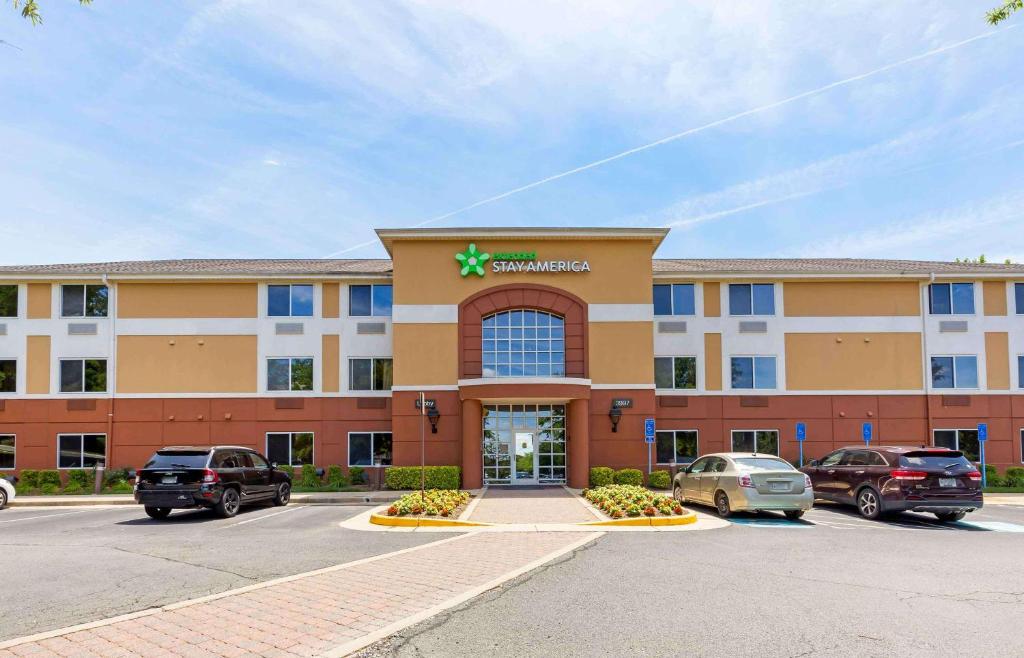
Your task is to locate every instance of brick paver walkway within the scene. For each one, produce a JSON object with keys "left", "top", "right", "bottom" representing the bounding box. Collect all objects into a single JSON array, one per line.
[
  {"left": 0, "top": 532, "right": 594, "bottom": 658},
  {"left": 468, "top": 486, "right": 597, "bottom": 524}
]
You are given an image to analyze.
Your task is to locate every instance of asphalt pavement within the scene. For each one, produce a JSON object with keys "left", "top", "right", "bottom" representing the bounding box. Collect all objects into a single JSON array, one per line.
[
  {"left": 0, "top": 503, "right": 438, "bottom": 642},
  {"left": 364, "top": 503, "right": 1024, "bottom": 658}
]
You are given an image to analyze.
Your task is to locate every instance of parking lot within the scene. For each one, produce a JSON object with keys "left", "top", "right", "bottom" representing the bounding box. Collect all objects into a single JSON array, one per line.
[{"left": 2, "top": 499, "right": 1023, "bottom": 655}]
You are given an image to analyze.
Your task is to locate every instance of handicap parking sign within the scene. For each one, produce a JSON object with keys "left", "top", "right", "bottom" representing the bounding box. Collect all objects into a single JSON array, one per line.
[
  {"left": 978, "top": 423, "right": 988, "bottom": 442},
  {"left": 862, "top": 422, "right": 872, "bottom": 443},
  {"left": 644, "top": 418, "right": 656, "bottom": 444},
  {"left": 795, "top": 422, "right": 806, "bottom": 442}
]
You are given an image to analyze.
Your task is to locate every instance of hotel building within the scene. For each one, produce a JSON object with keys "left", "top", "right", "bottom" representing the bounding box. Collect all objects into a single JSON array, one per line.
[{"left": 0, "top": 227, "right": 1023, "bottom": 488}]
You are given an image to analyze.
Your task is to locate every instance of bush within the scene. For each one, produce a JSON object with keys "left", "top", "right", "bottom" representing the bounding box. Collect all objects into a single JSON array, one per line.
[
  {"left": 37, "top": 470, "right": 61, "bottom": 489},
  {"left": 107, "top": 481, "right": 133, "bottom": 493},
  {"left": 614, "top": 468, "right": 644, "bottom": 486},
  {"left": 326, "top": 465, "right": 350, "bottom": 488},
  {"left": 987, "top": 475, "right": 1005, "bottom": 487},
  {"left": 589, "top": 466, "right": 614, "bottom": 488},
  {"left": 647, "top": 470, "right": 671, "bottom": 490},
  {"left": 385, "top": 466, "right": 461, "bottom": 490},
  {"left": 66, "top": 469, "right": 94, "bottom": 490},
  {"left": 276, "top": 465, "right": 295, "bottom": 481},
  {"left": 19, "top": 469, "right": 40, "bottom": 489},
  {"left": 1005, "top": 467, "right": 1024, "bottom": 480},
  {"left": 984, "top": 464, "right": 998, "bottom": 479},
  {"left": 299, "top": 464, "right": 322, "bottom": 489},
  {"left": 1004, "top": 476, "right": 1024, "bottom": 488},
  {"left": 349, "top": 466, "right": 366, "bottom": 484},
  {"left": 40, "top": 483, "right": 59, "bottom": 495},
  {"left": 104, "top": 468, "right": 132, "bottom": 487}
]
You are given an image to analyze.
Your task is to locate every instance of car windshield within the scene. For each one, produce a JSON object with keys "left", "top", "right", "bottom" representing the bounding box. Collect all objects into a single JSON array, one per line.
[
  {"left": 899, "top": 452, "right": 973, "bottom": 469},
  {"left": 734, "top": 457, "right": 793, "bottom": 471},
  {"left": 144, "top": 451, "right": 209, "bottom": 469}
]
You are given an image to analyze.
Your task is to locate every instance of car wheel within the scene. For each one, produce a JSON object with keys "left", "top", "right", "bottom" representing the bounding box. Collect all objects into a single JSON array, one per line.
[
  {"left": 145, "top": 506, "right": 171, "bottom": 520},
  {"left": 784, "top": 510, "right": 804, "bottom": 520},
  {"left": 673, "top": 484, "right": 685, "bottom": 504},
  {"left": 856, "top": 488, "right": 881, "bottom": 520},
  {"left": 215, "top": 488, "right": 241, "bottom": 518},
  {"left": 714, "top": 491, "right": 732, "bottom": 518},
  {"left": 935, "top": 511, "right": 966, "bottom": 523},
  {"left": 272, "top": 482, "right": 291, "bottom": 507},
  {"left": 0, "top": 488, "right": 7, "bottom": 509}
]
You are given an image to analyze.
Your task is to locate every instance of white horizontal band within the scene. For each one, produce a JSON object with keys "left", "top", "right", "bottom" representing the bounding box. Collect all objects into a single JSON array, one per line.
[
  {"left": 589, "top": 304, "right": 653, "bottom": 322},
  {"left": 392, "top": 305, "right": 458, "bottom": 323}
]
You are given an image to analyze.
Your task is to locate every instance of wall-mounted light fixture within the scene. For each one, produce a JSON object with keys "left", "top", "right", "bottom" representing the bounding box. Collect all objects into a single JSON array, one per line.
[
  {"left": 427, "top": 406, "right": 441, "bottom": 434},
  {"left": 609, "top": 406, "right": 623, "bottom": 433}
]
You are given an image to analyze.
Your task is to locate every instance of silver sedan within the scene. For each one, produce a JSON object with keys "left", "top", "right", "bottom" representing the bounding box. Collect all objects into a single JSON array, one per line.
[{"left": 672, "top": 452, "right": 814, "bottom": 519}]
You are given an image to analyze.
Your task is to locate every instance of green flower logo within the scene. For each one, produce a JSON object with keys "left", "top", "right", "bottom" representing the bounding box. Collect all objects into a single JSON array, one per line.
[{"left": 455, "top": 243, "right": 490, "bottom": 277}]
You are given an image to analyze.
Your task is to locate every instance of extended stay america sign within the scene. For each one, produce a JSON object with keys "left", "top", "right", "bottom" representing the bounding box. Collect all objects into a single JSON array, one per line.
[{"left": 455, "top": 244, "right": 591, "bottom": 278}]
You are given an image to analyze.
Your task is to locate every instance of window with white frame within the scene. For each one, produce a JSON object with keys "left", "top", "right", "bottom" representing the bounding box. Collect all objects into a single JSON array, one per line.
[
  {"left": 482, "top": 310, "right": 565, "bottom": 377},
  {"left": 655, "top": 430, "right": 698, "bottom": 464},
  {"left": 930, "top": 356, "right": 978, "bottom": 389},
  {"left": 728, "top": 283, "right": 774, "bottom": 316},
  {"left": 59, "top": 359, "right": 107, "bottom": 393},
  {"left": 58, "top": 433, "right": 106, "bottom": 469},
  {"left": 0, "top": 285, "right": 17, "bottom": 317},
  {"left": 929, "top": 282, "right": 974, "bottom": 315},
  {"left": 0, "top": 435, "right": 14, "bottom": 469},
  {"left": 267, "top": 358, "right": 313, "bottom": 391},
  {"left": 349, "top": 285, "right": 392, "bottom": 317},
  {"left": 267, "top": 284, "right": 314, "bottom": 317},
  {"left": 349, "top": 358, "right": 393, "bottom": 390},
  {"left": 1019, "top": 356, "right": 1024, "bottom": 389},
  {"left": 266, "top": 432, "right": 314, "bottom": 466},
  {"left": 61, "top": 284, "right": 108, "bottom": 318},
  {"left": 0, "top": 360, "right": 15, "bottom": 393},
  {"left": 731, "top": 356, "right": 777, "bottom": 389},
  {"left": 934, "top": 429, "right": 980, "bottom": 462},
  {"left": 1015, "top": 283, "right": 1024, "bottom": 314},
  {"left": 654, "top": 357, "right": 697, "bottom": 389},
  {"left": 731, "top": 430, "right": 780, "bottom": 455},
  {"left": 653, "top": 284, "right": 695, "bottom": 316},
  {"left": 348, "top": 432, "right": 392, "bottom": 466}
]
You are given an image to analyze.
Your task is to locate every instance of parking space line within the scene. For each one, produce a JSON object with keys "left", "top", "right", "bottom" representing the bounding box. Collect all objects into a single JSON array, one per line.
[
  {"left": 0, "top": 510, "right": 96, "bottom": 524},
  {"left": 215, "top": 505, "right": 305, "bottom": 529}
]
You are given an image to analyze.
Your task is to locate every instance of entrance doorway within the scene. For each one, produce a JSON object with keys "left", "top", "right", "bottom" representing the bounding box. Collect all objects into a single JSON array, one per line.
[{"left": 482, "top": 404, "right": 566, "bottom": 485}]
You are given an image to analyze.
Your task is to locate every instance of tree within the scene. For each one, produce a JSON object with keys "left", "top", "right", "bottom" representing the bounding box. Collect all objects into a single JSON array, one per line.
[
  {"left": 12, "top": 0, "right": 91, "bottom": 26},
  {"left": 987, "top": 0, "right": 1022, "bottom": 24}
]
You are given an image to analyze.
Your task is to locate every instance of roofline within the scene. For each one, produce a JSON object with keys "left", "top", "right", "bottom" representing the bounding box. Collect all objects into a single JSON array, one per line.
[
  {"left": 652, "top": 271, "right": 1024, "bottom": 279},
  {"left": 375, "top": 226, "right": 669, "bottom": 256},
  {"left": 0, "top": 272, "right": 392, "bottom": 281}
]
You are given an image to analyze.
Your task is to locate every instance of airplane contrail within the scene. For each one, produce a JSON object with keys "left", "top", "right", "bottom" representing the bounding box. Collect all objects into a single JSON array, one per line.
[{"left": 324, "top": 25, "right": 1015, "bottom": 257}]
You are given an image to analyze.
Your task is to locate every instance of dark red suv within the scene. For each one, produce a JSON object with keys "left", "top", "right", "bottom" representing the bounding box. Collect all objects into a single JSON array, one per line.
[{"left": 800, "top": 446, "right": 983, "bottom": 522}]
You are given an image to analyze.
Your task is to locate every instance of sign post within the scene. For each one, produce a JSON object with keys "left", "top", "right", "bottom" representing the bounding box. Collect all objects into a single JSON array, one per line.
[
  {"left": 978, "top": 423, "right": 988, "bottom": 488},
  {"left": 862, "top": 422, "right": 873, "bottom": 446},
  {"left": 795, "top": 422, "right": 807, "bottom": 467},
  {"left": 644, "top": 418, "right": 656, "bottom": 475},
  {"left": 419, "top": 391, "right": 426, "bottom": 495}
]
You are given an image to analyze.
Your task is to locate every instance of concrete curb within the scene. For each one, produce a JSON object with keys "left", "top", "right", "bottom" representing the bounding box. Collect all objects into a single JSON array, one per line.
[
  {"left": 580, "top": 512, "right": 698, "bottom": 527},
  {"left": 369, "top": 513, "right": 492, "bottom": 528}
]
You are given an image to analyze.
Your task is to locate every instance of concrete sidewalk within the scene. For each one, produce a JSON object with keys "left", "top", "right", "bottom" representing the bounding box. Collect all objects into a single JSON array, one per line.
[
  {"left": 0, "top": 531, "right": 597, "bottom": 658},
  {"left": 467, "top": 486, "right": 600, "bottom": 524},
  {"left": 8, "top": 491, "right": 405, "bottom": 507}
]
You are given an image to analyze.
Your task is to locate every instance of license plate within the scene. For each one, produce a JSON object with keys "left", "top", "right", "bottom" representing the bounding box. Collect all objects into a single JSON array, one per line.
[
  {"left": 939, "top": 478, "right": 956, "bottom": 488},
  {"left": 161, "top": 476, "right": 177, "bottom": 484},
  {"left": 770, "top": 482, "right": 789, "bottom": 491}
]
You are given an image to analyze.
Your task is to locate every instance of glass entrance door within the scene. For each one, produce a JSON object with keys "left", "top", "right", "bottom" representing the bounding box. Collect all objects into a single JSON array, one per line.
[{"left": 482, "top": 404, "right": 566, "bottom": 485}]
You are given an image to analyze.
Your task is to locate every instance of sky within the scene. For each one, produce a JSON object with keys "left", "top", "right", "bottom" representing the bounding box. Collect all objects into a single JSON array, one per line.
[{"left": 0, "top": 1, "right": 1021, "bottom": 264}]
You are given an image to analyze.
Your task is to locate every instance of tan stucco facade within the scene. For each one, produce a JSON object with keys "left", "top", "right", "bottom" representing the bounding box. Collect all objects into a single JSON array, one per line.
[
  {"left": 785, "top": 332, "right": 923, "bottom": 390},
  {"left": 116, "top": 335, "right": 258, "bottom": 393},
  {"left": 117, "top": 282, "right": 258, "bottom": 318},
  {"left": 783, "top": 281, "right": 920, "bottom": 316}
]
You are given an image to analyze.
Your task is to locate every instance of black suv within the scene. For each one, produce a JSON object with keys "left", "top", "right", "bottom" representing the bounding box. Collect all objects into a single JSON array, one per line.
[{"left": 135, "top": 446, "right": 292, "bottom": 520}]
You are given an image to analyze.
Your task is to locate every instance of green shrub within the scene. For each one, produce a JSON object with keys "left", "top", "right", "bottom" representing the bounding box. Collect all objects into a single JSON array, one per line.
[
  {"left": 104, "top": 468, "right": 132, "bottom": 487},
  {"left": 984, "top": 464, "right": 998, "bottom": 479},
  {"left": 37, "top": 470, "right": 61, "bottom": 489},
  {"left": 19, "top": 469, "right": 40, "bottom": 489},
  {"left": 1004, "top": 467, "right": 1024, "bottom": 480},
  {"left": 349, "top": 466, "right": 366, "bottom": 484},
  {"left": 326, "top": 465, "right": 350, "bottom": 488},
  {"left": 66, "top": 469, "right": 94, "bottom": 490},
  {"left": 647, "top": 470, "right": 671, "bottom": 490},
  {"left": 299, "top": 464, "right": 322, "bottom": 489},
  {"left": 385, "top": 466, "right": 461, "bottom": 490},
  {"left": 987, "top": 475, "right": 1005, "bottom": 487},
  {"left": 1004, "top": 476, "right": 1024, "bottom": 488},
  {"left": 589, "top": 466, "right": 614, "bottom": 488},
  {"left": 614, "top": 468, "right": 644, "bottom": 486},
  {"left": 40, "top": 483, "right": 59, "bottom": 495},
  {"left": 108, "top": 481, "right": 134, "bottom": 493},
  {"left": 276, "top": 465, "right": 295, "bottom": 481}
]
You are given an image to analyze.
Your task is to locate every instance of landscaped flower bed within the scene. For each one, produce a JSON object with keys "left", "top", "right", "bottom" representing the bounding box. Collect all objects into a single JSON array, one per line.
[
  {"left": 583, "top": 484, "right": 684, "bottom": 519},
  {"left": 385, "top": 489, "right": 471, "bottom": 518}
]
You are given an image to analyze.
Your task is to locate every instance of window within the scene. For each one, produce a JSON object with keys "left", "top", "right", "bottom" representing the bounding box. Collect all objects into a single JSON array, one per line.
[
  {"left": 731, "top": 430, "right": 780, "bottom": 455},
  {"left": 61, "top": 284, "right": 108, "bottom": 318},
  {"left": 728, "top": 283, "right": 774, "bottom": 316},
  {"left": 59, "top": 359, "right": 107, "bottom": 393},
  {"left": 0, "top": 360, "right": 14, "bottom": 393},
  {"left": 349, "top": 285, "right": 392, "bottom": 317},
  {"left": 819, "top": 451, "right": 844, "bottom": 467},
  {"left": 266, "top": 432, "right": 314, "bottom": 466},
  {"left": 654, "top": 357, "right": 697, "bottom": 389},
  {"left": 731, "top": 356, "right": 776, "bottom": 389},
  {"left": 1016, "top": 283, "right": 1024, "bottom": 314},
  {"left": 482, "top": 310, "right": 565, "bottom": 377},
  {"left": 0, "top": 285, "right": 16, "bottom": 317},
  {"left": 0, "top": 435, "right": 14, "bottom": 469},
  {"left": 1021, "top": 429, "right": 1024, "bottom": 464},
  {"left": 268, "top": 284, "right": 314, "bottom": 317},
  {"left": 212, "top": 450, "right": 245, "bottom": 469},
  {"left": 929, "top": 282, "right": 974, "bottom": 315},
  {"left": 934, "top": 429, "right": 980, "bottom": 462},
  {"left": 653, "top": 284, "right": 695, "bottom": 316},
  {"left": 1018, "top": 356, "right": 1024, "bottom": 389},
  {"left": 267, "top": 357, "right": 313, "bottom": 391},
  {"left": 349, "top": 358, "right": 393, "bottom": 390},
  {"left": 930, "top": 356, "right": 978, "bottom": 389},
  {"left": 655, "top": 430, "right": 698, "bottom": 464},
  {"left": 58, "top": 434, "right": 106, "bottom": 469},
  {"left": 348, "top": 432, "right": 392, "bottom": 466}
]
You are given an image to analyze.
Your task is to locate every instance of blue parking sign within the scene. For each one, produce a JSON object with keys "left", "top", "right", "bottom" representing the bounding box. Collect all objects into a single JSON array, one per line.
[
  {"left": 978, "top": 423, "right": 988, "bottom": 442},
  {"left": 795, "top": 423, "right": 806, "bottom": 442},
  {"left": 644, "top": 418, "right": 656, "bottom": 444},
  {"left": 862, "top": 422, "right": 873, "bottom": 443}
]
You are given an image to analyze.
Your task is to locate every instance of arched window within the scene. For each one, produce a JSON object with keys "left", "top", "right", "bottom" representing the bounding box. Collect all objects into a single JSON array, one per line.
[{"left": 482, "top": 310, "right": 565, "bottom": 377}]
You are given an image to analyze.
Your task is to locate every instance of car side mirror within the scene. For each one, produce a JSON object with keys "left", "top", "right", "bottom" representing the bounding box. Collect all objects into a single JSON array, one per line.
[
  {"left": 807, "top": 459, "right": 819, "bottom": 467},
  {"left": 270, "top": 462, "right": 278, "bottom": 469}
]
